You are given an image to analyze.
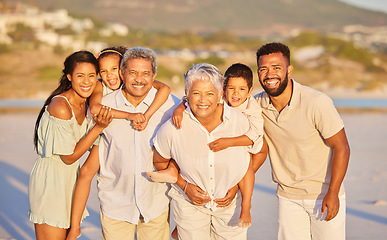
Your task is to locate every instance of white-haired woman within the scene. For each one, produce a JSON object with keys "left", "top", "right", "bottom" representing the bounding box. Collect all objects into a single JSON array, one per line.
[{"left": 152, "top": 63, "right": 258, "bottom": 240}]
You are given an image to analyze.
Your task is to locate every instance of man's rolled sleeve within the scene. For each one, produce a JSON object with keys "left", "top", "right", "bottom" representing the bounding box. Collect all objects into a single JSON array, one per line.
[{"left": 153, "top": 120, "right": 173, "bottom": 160}]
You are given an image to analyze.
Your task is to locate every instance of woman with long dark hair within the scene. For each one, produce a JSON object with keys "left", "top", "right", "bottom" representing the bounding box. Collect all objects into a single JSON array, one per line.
[{"left": 28, "top": 50, "right": 112, "bottom": 239}]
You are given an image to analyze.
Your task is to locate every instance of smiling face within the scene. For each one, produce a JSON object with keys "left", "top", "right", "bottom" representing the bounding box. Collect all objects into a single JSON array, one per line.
[
  {"left": 187, "top": 78, "right": 222, "bottom": 121},
  {"left": 67, "top": 62, "right": 98, "bottom": 99},
  {"left": 120, "top": 58, "right": 156, "bottom": 105},
  {"left": 257, "top": 52, "right": 293, "bottom": 97},
  {"left": 224, "top": 77, "right": 252, "bottom": 107},
  {"left": 99, "top": 54, "right": 121, "bottom": 90}
]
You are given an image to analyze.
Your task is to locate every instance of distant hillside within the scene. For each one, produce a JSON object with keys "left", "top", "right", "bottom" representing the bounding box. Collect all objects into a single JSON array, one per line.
[{"left": 19, "top": 0, "right": 387, "bottom": 36}]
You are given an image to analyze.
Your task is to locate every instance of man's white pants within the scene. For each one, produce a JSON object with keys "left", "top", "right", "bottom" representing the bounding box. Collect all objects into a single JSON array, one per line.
[
  {"left": 170, "top": 188, "right": 247, "bottom": 240},
  {"left": 278, "top": 195, "right": 346, "bottom": 240}
]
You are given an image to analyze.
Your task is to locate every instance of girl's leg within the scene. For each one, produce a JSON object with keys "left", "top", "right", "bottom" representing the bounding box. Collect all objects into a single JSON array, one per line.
[
  {"left": 147, "top": 161, "right": 179, "bottom": 183},
  {"left": 35, "top": 223, "right": 67, "bottom": 240},
  {"left": 147, "top": 165, "right": 179, "bottom": 183}
]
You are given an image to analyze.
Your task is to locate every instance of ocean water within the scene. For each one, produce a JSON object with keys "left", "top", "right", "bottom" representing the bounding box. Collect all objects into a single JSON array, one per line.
[
  {"left": 0, "top": 99, "right": 44, "bottom": 108},
  {"left": 332, "top": 98, "right": 387, "bottom": 108},
  {"left": 1, "top": 99, "right": 386, "bottom": 109},
  {"left": 340, "top": 0, "right": 387, "bottom": 13}
]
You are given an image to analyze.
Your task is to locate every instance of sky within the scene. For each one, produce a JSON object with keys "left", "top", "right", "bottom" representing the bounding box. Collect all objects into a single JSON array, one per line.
[{"left": 340, "top": 0, "right": 387, "bottom": 13}]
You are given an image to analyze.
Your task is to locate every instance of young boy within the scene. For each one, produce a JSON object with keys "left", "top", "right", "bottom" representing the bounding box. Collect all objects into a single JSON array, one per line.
[{"left": 147, "top": 63, "right": 267, "bottom": 237}]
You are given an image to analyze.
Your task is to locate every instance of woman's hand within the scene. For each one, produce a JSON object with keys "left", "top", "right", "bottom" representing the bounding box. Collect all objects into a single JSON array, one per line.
[
  {"left": 185, "top": 182, "right": 211, "bottom": 206},
  {"left": 93, "top": 106, "right": 113, "bottom": 129},
  {"left": 65, "top": 227, "right": 81, "bottom": 240},
  {"left": 214, "top": 185, "right": 238, "bottom": 207}
]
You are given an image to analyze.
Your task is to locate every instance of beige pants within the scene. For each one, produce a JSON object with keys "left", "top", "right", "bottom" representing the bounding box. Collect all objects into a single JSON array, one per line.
[{"left": 100, "top": 209, "right": 170, "bottom": 240}]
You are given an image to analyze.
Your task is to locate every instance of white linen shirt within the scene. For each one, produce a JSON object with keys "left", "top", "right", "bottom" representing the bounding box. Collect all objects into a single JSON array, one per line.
[
  {"left": 97, "top": 86, "right": 178, "bottom": 224},
  {"left": 153, "top": 103, "right": 254, "bottom": 211}
]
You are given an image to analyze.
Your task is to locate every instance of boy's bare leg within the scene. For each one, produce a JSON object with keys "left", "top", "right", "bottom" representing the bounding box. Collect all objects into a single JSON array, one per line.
[
  {"left": 251, "top": 139, "right": 268, "bottom": 173},
  {"left": 238, "top": 160, "right": 254, "bottom": 228},
  {"left": 146, "top": 162, "right": 179, "bottom": 183}
]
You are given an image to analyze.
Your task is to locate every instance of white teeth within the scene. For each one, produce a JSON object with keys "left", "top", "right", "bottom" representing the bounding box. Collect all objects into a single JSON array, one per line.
[
  {"left": 198, "top": 105, "right": 209, "bottom": 109},
  {"left": 266, "top": 80, "right": 279, "bottom": 86},
  {"left": 80, "top": 87, "right": 91, "bottom": 91},
  {"left": 109, "top": 79, "right": 117, "bottom": 85},
  {"left": 266, "top": 80, "right": 278, "bottom": 84},
  {"left": 133, "top": 85, "right": 144, "bottom": 89}
]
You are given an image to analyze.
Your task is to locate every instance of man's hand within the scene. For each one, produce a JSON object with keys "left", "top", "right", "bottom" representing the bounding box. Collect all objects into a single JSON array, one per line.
[
  {"left": 214, "top": 185, "right": 238, "bottom": 207},
  {"left": 321, "top": 191, "right": 340, "bottom": 221}
]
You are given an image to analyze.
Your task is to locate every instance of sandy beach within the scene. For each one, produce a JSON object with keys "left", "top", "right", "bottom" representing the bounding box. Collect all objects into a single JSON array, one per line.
[{"left": 0, "top": 109, "right": 386, "bottom": 240}]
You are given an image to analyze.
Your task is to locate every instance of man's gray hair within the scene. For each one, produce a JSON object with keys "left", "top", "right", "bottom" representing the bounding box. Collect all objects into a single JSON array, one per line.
[
  {"left": 120, "top": 47, "right": 157, "bottom": 75},
  {"left": 184, "top": 63, "right": 224, "bottom": 96}
]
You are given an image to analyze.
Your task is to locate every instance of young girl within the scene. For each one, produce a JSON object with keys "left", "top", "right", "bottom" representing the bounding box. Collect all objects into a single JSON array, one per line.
[
  {"left": 28, "top": 50, "right": 113, "bottom": 239},
  {"left": 65, "top": 47, "right": 171, "bottom": 240},
  {"left": 147, "top": 63, "right": 267, "bottom": 238},
  {"left": 89, "top": 46, "right": 171, "bottom": 129}
]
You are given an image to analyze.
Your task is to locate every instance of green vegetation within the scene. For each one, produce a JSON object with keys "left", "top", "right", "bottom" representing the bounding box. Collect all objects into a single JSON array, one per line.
[
  {"left": 55, "top": 26, "right": 77, "bottom": 35},
  {"left": 288, "top": 32, "right": 385, "bottom": 72},
  {"left": 0, "top": 44, "right": 11, "bottom": 54},
  {"left": 189, "top": 56, "right": 226, "bottom": 69},
  {"left": 157, "top": 64, "right": 178, "bottom": 82},
  {"left": 8, "top": 24, "right": 36, "bottom": 43},
  {"left": 37, "top": 65, "right": 62, "bottom": 82},
  {"left": 85, "top": 28, "right": 261, "bottom": 52},
  {"left": 18, "top": 0, "right": 387, "bottom": 36}
]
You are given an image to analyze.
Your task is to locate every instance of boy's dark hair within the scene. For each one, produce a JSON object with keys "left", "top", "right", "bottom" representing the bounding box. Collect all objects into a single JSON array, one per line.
[
  {"left": 256, "top": 42, "right": 291, "bottom": 66},
  {"left": 224, "top": 63, "right": 253, "bottom": 90}
]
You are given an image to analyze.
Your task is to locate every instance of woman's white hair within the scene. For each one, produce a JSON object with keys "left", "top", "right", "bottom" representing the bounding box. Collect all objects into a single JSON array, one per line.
[{"left": 184, "top": 63, "right": 224, "bottom": 97}]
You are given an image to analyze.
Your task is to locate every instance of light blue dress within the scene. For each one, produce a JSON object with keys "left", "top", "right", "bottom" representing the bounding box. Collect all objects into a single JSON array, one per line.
[{"left": 28, "top": 95, "right": 89, "bottom": 229}]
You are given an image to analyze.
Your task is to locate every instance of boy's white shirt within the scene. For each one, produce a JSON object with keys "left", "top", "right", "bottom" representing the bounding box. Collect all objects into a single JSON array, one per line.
[
  {"left": 231, "top": 95, "right": 264, "bottom": 151},
  {"left": 182, "top": 94, "right": 264, "bottom": 152}
]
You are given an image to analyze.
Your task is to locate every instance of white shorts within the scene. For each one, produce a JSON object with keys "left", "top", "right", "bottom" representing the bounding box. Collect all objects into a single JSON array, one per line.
[{"left": 278, "top": 195, "right": 346, "bottom": 240}]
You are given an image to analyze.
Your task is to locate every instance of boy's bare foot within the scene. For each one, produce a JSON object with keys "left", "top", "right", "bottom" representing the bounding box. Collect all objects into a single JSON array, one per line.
[
  {"left": 146, "top": 167, "right": 178, "bottom": 183},
  {"left": 238, "top": 219, "right": 252, "bottom": 228},
  {"left": 171, "top": 227, "right": 178, "bottom": 239}
]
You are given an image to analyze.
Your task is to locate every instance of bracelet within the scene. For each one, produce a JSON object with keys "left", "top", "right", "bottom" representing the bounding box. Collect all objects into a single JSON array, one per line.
[{"left": 183, "top": 181, "right": 188, "bottom": 194}]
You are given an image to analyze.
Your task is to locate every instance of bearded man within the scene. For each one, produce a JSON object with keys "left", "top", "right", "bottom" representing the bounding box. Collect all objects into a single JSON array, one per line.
[{"left": 255, "top": 42, "right": 350, "bottom": 240}]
